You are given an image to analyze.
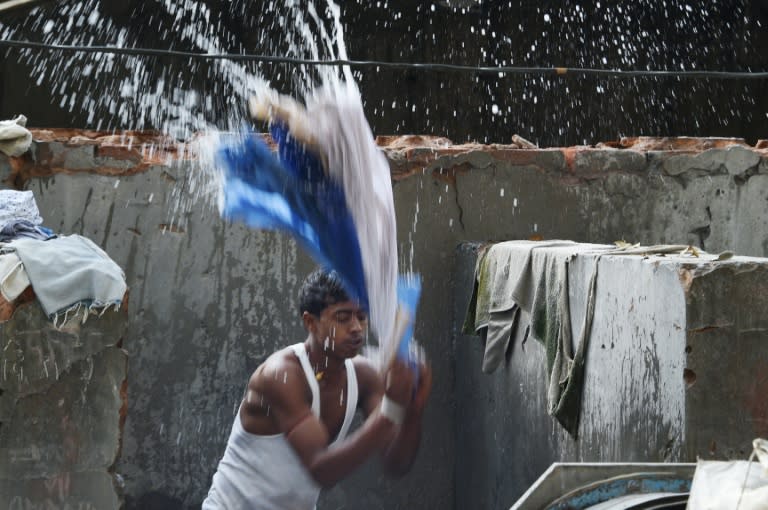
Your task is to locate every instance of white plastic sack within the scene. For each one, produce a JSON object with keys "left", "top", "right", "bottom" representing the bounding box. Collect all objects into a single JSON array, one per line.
[{"left": 687, "top": 439, "right": 768, "bottom": 510}]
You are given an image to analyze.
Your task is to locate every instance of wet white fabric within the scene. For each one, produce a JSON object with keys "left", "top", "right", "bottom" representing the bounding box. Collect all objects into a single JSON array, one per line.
[
  {"left": 202, "top": 344, "right": 358, "bottom": 510},
  {"left": 0, "top": 252, "right": 30, "bottom": 301},
  {"left": 305, "top": 84, "right": 399, "bottom": 356},
  {"left": 247, "top": 85, "right": 402, "bottom": 365},
  {"left": 0, "top": 115, "right": 32, "bottom": 157}
]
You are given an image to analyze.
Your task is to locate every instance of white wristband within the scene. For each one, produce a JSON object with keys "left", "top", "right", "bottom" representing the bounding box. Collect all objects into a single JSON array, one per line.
[{"left": 380, "top": 395, "right": 406, "bottom": 426}]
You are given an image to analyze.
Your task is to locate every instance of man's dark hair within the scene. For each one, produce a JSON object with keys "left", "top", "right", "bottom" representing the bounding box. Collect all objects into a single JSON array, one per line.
[{"left": 299, "top": 269, "right": 350, "bottom": 316}]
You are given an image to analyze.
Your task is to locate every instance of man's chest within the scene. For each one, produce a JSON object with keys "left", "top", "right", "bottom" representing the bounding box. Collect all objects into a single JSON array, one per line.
[{"left": 318, "top": 381, "right": 353, "bottom": 441}]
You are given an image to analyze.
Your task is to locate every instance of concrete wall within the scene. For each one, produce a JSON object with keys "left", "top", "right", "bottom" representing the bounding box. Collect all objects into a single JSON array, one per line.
[{"left": 0, "top": 131, "right": 766, "bottom": 508}]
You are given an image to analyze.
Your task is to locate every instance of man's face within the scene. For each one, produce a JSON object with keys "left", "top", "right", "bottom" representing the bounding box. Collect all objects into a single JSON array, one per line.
[{"left": 313, "top": 300, "right": 368, "bottom": 358}]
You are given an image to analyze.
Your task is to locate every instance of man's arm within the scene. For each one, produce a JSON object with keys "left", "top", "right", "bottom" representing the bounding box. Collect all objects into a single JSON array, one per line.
[
  {"left": 357, "top": 359, "right": 433, "bottom": 476},
  {"left": 257, "top": 356, "right": 413, "bottom": 488},
  {"left": 381, "top": 362, "right": 432, "bottom": 475}
]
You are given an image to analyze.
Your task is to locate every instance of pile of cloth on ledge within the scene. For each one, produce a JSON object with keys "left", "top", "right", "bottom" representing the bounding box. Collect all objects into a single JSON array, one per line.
[{"left": 0, "top": 189, "right": 126, "bottom": 327}]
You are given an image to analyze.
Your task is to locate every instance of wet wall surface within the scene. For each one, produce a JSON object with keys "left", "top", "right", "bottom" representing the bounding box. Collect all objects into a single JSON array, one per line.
[{"left": 0, "top": 131, "right": 767, "bottom": 508}]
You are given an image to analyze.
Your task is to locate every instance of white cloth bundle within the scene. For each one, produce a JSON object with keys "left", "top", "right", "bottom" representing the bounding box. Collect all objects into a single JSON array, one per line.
[{"left": 0, "top": 115, "right": 32, "bottom": 157}]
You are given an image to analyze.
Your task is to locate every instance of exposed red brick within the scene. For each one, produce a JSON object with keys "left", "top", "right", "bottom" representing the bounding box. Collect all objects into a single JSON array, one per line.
[
  {"left": 562, "top": 146, "right": 579, "bottom": 171},
  {"left": 617, "top": 136, "right": 748, "bottom": 151},
  {"left": 0, "top": 286, "right": 36, "bottom": 323},
  {"left": 67, "top": 136, "right": 101, "bottom": 146},
  {"left": 489, "top": 148, "right": 550, "bottom": 166}
]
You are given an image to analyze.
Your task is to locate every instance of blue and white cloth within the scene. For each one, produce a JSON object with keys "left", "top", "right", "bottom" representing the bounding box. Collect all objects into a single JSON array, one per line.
[{"left": 216, "top": 83, "right": 420, "bottom": 363}]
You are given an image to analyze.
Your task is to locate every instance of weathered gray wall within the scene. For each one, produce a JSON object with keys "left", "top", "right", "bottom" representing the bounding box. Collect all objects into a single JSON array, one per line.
[{"left": 1, "top": 132, "right": 767, "bottom": 509}]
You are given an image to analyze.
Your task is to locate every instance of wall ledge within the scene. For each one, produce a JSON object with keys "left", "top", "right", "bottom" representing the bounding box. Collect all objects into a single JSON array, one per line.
[{"left": 1, "top": 129, "right": 765, "bottom": 188}]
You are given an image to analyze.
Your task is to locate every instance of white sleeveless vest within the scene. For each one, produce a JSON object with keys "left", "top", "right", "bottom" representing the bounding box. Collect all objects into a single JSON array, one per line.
[{"left": 202, "top": 344, "right": 359, "bottom": 510}]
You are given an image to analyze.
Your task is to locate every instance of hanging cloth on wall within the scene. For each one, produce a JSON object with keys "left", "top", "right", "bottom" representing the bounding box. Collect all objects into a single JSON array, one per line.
[{"left": 464, "top": 240, "right": 611, "bottom": 436}]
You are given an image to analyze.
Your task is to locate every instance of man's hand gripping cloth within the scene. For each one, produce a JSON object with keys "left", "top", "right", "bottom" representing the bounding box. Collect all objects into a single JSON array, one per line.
[{"left": 216, "top": 83, "right": 419, "bottom": 368}]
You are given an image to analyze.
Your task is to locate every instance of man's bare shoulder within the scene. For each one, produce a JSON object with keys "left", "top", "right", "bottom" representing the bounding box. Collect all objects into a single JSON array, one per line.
[
  {"left": 352, "top": 355, "right": 383, "bottom": 392},
  {"left": 249, "top": 345, "right": 306, "bottom": 395}
]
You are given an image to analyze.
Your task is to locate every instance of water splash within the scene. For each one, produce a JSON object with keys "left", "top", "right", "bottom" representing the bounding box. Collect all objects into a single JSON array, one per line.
[{"left": 0, "top": 0, "right": 358, "bottom": 225}]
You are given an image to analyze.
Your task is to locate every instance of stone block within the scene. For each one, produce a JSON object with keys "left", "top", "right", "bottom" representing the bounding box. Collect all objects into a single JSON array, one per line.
[
  {"left": 722, "top": 145, "right": 762, "bottom": 176},
  {"left": 662, "top": 146, "right": 761, "bottom": 177},
  {"left": 0, "top": 302, "right": 127, "bottom": 401},
  {"left": 0, "top": 302, "right": 127, "bottom": 509},
  {"left": 759, "top": 155, "right": 768, "bottom": 174},
  {"left": 0, "top": 471, "right": 120, "bottom": 510},
  {"left": 0, "top": 347, "right": 127, "bottom": 478}
]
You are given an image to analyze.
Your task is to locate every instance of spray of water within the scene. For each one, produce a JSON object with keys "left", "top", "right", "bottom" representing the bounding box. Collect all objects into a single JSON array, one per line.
[
  {"left": 4, "top": 0, "right": 414, "bottom": 370},
  {"left": 0, "top": 0, "right": 357, "bottom": 224}
]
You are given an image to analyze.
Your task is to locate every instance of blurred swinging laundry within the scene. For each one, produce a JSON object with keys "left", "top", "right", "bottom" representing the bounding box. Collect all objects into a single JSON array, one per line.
[{"left": 217, "top": 82, "right": 419, "bottom": 366}]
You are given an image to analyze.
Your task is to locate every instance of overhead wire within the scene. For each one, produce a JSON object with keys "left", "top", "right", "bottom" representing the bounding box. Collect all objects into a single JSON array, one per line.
[{"left": 0, "top": 38, "right": 767, "bottom": 80}]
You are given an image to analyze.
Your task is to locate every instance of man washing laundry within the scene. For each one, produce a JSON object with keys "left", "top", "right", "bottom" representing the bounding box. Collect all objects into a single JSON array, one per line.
[{"left": 203, "top": 269, "right": 432, "bottom": 509}]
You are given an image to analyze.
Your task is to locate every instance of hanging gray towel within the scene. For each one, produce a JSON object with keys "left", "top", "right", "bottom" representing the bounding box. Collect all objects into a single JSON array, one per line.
[
  {"left": 463, "top": 240, "right": 577, "bottom": 373},
  {"left": 511, "top": 243, "right": 609, "bottom": 436},
  {"left": 4, "top": 234, "right": 127, "bottom": 325}
]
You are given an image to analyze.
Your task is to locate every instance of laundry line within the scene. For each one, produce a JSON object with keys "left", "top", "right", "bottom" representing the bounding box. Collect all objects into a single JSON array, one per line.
[{"left": 0, "top": 38, "right": 767, "bottom": 80}]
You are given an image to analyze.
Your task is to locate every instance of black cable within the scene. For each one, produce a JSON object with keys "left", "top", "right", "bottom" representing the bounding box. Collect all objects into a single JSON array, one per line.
[{"left": 1, "top": 38, "right": 767, "bottom": 79}]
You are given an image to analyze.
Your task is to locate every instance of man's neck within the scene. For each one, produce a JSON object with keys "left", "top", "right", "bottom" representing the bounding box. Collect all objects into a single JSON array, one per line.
[{"left": 304, "top": 336, "right": 346, "bottom": 381}]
